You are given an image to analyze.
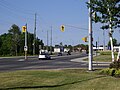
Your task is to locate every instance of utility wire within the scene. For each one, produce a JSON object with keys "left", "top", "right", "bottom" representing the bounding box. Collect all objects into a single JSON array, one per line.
[
  {"left": 0, "top": 0, "right": 34, "bottom": 15},
  {"left": 0, "top": 0, "right": 34, "bottom": 22},
  {"left": 64, "top": 24, "right": 88, "bottom": 31}
]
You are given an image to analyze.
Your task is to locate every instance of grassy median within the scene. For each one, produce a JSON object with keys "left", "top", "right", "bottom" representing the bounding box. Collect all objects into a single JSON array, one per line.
[
  {"left": 0, "top": 69, "right": 120, "bottom": 90},
  {"left": 84, "top": 51, "right": 118, "bottom": 62}
]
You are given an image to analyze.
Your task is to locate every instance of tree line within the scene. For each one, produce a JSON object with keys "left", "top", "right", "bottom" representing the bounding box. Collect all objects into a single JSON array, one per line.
[{"left": 0, "top": 24, "right": 44, "bottom": 56}]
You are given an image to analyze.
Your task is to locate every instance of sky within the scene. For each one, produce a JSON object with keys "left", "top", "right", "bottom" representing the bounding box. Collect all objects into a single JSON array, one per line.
[{"left": 0, "top": 0, "right": 120, "bottom": 46}]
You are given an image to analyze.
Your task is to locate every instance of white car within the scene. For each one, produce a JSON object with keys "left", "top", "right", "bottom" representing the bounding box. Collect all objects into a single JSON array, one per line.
[{"left": 39, "top": 52, "right": 51, "bottom": 60}]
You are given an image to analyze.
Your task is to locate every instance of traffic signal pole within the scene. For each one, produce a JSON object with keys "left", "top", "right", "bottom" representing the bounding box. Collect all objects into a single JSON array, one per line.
[
  {"left": 25, "top": 24, "right": 28, "bottom": 60},
  {"left": 88, "top": 0, "right": 93, "bottom": 71}
]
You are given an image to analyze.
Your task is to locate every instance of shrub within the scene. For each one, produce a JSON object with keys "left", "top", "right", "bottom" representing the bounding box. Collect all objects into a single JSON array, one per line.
[
  {"left": 99, "top": 68, "right": 108, "bottom": 75},
  {"left": 109, "top": 61, "right": 120, "bottom": 70},
  {"left": 99, "top": 68, "right": 115, "bottom": 76},
  {"left": 114, "top": 69, "right": 120, "bottom": 77}
]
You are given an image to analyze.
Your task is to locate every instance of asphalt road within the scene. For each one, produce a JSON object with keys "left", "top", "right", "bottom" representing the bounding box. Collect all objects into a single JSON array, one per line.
[{"left": 0, "top": 53, "right": 109, "bottom": 72}]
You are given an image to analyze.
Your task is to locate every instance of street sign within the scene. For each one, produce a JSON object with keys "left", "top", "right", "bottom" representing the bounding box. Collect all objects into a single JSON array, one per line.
[{"left": 24, "top": 46, "right": 28, "bottom": 51}]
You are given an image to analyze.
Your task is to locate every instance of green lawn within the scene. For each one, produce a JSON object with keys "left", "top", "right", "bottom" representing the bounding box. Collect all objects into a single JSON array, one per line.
[
  {"left": 0, "top": 69, "right": 120, "bottom": 90},
  {"left": 84, "top": 54, "right": 117, "bottom": 62},
  {"left": 93, "top": 55, "right": 112, "bottom": 62}
]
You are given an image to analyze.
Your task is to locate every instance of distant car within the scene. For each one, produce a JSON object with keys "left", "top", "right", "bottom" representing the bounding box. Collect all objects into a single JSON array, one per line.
[
  {"left": 67, "top": 51, "right": 71, "bottom": 55},
  {"left": 57, "top": 52, "right": 62, "bottom": 56},
  {"left": 39, "top": 52, "right": 51, "bottom": 60}
]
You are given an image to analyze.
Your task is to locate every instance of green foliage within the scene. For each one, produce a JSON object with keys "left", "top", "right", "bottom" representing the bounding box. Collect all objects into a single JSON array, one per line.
[
  {"left": 100, "top": 68, "right": 120, "bottom": 78},
  {"left": 100, "top": 68, "right": 115, "bottom": 76},
  {"left": 0, "top": 24, "right": 44, "bottom": 56},
  {"left": 9, "top": 24, "right": 21, "bottom": 56},
  {"left": 100, "top": 61, "right": 120, "bottom": 77},
  {"left": 0, "top": 33, "right": 12, "bottom": 56},
  {"left": 108, "top": 38, "right": 118, "bottom": 48},
  {"left": 87, "top": 0, "right": 120, "bottom": 29},
  {"left": 74, "top": 44, "right": 88, "bottom": 52},
  {"left": 109, "top": 61, "right": 120, "bottom": 70},
  {"left": 114, "top": 69, "right": 120, "bottom": 77}
]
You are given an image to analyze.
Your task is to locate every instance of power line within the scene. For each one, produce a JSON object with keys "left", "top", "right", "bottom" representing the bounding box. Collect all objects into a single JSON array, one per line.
[
  {"left": 0, "top": 0, "right": 34, "bottom": 15},
  {"left": 0, "top": 0, "right": 34, "bottom": 22},
  {"left": 64, "top": 24, "right": 88, "bottom": 31}
]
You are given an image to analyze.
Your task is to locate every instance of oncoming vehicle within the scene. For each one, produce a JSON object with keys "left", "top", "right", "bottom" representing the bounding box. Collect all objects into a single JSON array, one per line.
[
  {"left": 57, "top": 52, "right": 62, "bottom": 56},
  {"left": 39, "top": 51, "right": 51, "bottom": 60},
  {"left": 67, "top": 51, "right": 71, "bottom": 55}
]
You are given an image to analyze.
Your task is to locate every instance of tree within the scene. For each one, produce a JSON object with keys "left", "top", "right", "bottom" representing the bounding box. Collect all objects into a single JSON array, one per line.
[
  {"left": 60, "top": 42, "right": 63, "bottom": 46},
  {"left": 35, "top": 38, "right": 44, "bottom": 54},
  {"left": 0, "top": 24, "right": 45, "bottom": 56},
  {"left": 0, "top": 33, "right": 12, "bottom": 55},
  {"left": 8, "top": 24, "right": 21, "bottom": 56},
  {"left": 108, "top": 38, "right": 117, "bottom": 49},
  {"left": 87, "top": 0, "right": 120, "bottom": 61}
]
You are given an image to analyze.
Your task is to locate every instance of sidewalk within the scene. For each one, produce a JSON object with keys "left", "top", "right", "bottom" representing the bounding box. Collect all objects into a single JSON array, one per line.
[{"left": 71, "top": 56, "right": 111, "bottom": 66}]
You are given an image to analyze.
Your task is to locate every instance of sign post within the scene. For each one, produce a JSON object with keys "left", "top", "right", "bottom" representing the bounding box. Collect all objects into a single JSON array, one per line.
[{"left": 22, "top": 24, "right": 28, "bottom": 60}]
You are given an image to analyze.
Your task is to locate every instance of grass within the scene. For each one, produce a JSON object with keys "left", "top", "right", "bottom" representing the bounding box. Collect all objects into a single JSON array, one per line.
[
  {"left": 93, "top": 55, "right": 112, "bottom": 62},
  {"left": 94, "top": 54, "right": 118, "bottom": 62},
  {"left": 83, "top": 55, "right": 112, "bottom": 62},
  {"left": 84, "top": 54, "right": 118, "bottom": 62},
  {"left": 0, "top": 69, "right": 120, "bottom": 90}
]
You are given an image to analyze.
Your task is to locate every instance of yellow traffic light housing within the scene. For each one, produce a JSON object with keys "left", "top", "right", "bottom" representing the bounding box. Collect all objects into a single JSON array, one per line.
[
  {"left": 82, "top": 37, "right": 88, "bottom": 42},
  {"left": 22, "top": 26, "right": 27, "bottom": 32},
  {"left": 61, "top": 25, "right": 65, "bottom": 32}
]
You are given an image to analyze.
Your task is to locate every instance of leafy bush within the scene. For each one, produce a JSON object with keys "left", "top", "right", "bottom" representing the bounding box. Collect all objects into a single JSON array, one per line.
[
  {"left": 100, "top": 61, "right": 120, "bottom": 77},
  {"left": 99, "top": 68, "right": 108, "bottom": 75},
  {"left": 114, "top": 69, "right": 120, "bottom": 77},
  {"left": 109, "top": 61, "right": 120, "bottom": 70},
  {"left": 99, "top": 68, "right": 115, "bottom": 76}
]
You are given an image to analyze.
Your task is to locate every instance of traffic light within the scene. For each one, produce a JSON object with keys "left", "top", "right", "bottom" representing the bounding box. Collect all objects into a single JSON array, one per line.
[
  {"left": 82, "top": 37, "right": 88, "bottom": 42},
  {"left": 61, "top": 25, "right": 65, "bottom": 32},
  {"left": 22, "top": 26, "right": 27, "bottom": 32}
]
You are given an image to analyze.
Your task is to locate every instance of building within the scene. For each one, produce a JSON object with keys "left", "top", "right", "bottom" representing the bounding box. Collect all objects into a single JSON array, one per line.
[{"left": 54, "top": 45, "right": 70, "bottom": 53}]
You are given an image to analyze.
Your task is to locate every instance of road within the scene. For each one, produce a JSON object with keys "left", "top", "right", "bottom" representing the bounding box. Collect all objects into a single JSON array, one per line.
[{"left": 0, "top": 53, "right": 109, "bottom": 72}]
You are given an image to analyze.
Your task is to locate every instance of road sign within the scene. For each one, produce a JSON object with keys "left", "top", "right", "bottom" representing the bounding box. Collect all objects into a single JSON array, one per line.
[{"left": 24, "top": 46, "right": 28, "bottom": 51}]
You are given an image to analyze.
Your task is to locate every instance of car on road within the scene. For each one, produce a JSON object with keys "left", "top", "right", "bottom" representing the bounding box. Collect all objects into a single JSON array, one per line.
[
  {"left": 67, "top": 51, "right": 71, "bottom": 55},
  {"left": 39, "top": 52, "right": 51, "bottom": 60},
  {"left": 57, "top": 52, "right": 62, "bottom": 56}
]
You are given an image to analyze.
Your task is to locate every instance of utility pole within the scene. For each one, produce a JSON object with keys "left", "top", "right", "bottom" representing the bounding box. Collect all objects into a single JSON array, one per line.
[
  {"left": 25, "top": 23, "right": 28, "bottom": 60},
  {"left": 33, "top": 13, "right": 37, "bottom": 55},
  {"left": 103, "top": 28, "right": 105, "bottom": 51},
  {"left": 47, "top": 30, "right": 49, "bottom": 52},
  {"left": 88, "top": 0, "right": 93, "bottom": 71},
  {"left": 50, "top": 26, "right": 52, "bottom": 54}
]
